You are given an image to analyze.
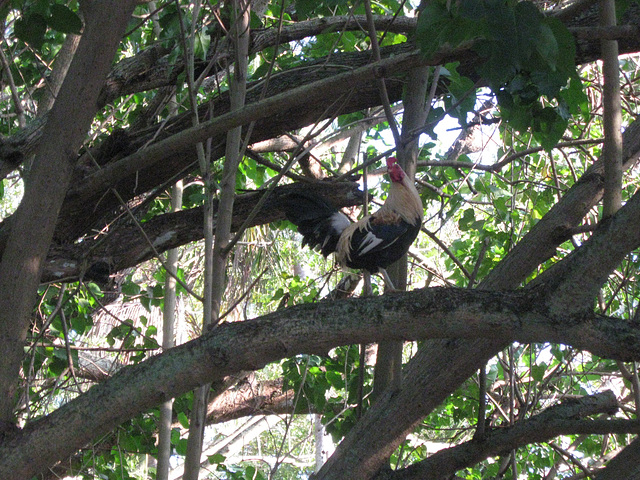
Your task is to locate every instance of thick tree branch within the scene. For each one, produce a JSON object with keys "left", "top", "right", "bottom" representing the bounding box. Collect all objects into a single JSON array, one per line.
[
  {"left": 97, "top": 15, "right": 418, "bottom": 108},
  {"left": 77, "top": 4, "right": 640, "bottom": 108},
  {"left": 0, "top": 0, "right": 137, "bottom": 424},
  {"left": 2, "top": 283, "right": 640, "bottom": 477},
  {"left": 42, "top": 181, "right": 363, "bottom": 283},
  {"left": 532, "top": 186, "right": 640, "bottom": 312},
  {"left": 594, "top": 435, "right": 640, "bottom": 479},
  {"left": 204, "top": 378, "right": 297, "bottom": 424}
]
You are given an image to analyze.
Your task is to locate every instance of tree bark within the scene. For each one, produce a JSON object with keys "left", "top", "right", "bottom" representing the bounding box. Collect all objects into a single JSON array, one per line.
[
  {"left": 184, "top": 1, "right": 251, "bottom": 476},
  {"left": 594, "top": 436, "right": 640, "bottom": 479},
  {"left": 372, "top": 64, "right": 431, "bottom": 401},
  {"left": 157, "top": 181, "right": 182, "bottom": 480},
  {"left": 600, "top": 0, "right": 623, "bottom": 217},
  {"left": 41, "top": 181, "right": 363, "bottom": 283}
]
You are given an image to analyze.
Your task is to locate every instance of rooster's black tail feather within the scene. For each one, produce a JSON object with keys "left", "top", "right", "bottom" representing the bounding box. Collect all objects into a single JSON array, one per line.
[{"left": 279, "top": 192, "right": 350, "bottom": 257}]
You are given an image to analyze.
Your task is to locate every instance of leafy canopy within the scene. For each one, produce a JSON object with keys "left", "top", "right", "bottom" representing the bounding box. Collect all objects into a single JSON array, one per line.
[{"left": 416, "top": 0, "right": 587, "bottom": 149}]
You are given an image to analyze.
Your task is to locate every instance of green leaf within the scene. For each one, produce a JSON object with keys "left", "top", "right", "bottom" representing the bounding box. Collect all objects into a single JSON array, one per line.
[
  {"left": 175, "top": 438, "right": 188, "bottom": 456},
  {"left": 87, "top": 282, "right": 103, "bottom": 298},
  {"left": 245, "top": 465, "right": 256, "bottom": 479},
  {"left": 249, "top": 11, "right": 262, "bottom": 29},
  {"left": 458, "top": 208, "right": 476, "bottom": 231},
  {"left": 193, "top": 32, "right": 210, "bottom": 61},
  {"left": 534, "top": 23, "right": 559, "bottom": 70},
  {"left": 121, "top": 280, "right": 140, "bottom": 296},
  {"left": 534, "top": 106, "right": 568, "bottom": 150},
  {"left": 531, "top": 363, "right": 547, "bottom": 382},
  {"left": 272, "top": 288, "right": 284, "bottom": 301},
  {"left": 560, "top": 75, "right": 588, "bottom": 117},
  {"left": 443, "top": 62, "right": 477, "bottom": 123},
  {"left": 207, "top": 453, "right": 226, "bottom": 464},
  {"left": 48, "top": 4, "right": 82, "bottom": 34},
  {"left": 415, "top": 0, "right": 482, "bottom": 58},
  {"left": 15, "top": 13, "right": 47, "bottom": 49},
  {"left": 170, "top": 427, "right": 181, "bottom": 446},
  {"left": 296, "top": 0, "right": 316, "bottom": 19},
  {"left": 514, "top": 1, "right": 543, "bottom": 64},
  {"left": 326, "top": 370, "right": 343, "bottom": 389},
  {"left": 145, "top": 325, "right": 157, "bottom": 337},
  {"left": 49, "top": 355, "right": 67, "bottom": 376},
  {"left": 252, "top": 60, "right": 271, "bottom": 80},
  {"left": 546, "top": 17, "right": 577, "bottom": 76},
  {"left": 151, "top": 283, "right": 164, "bottom": 307},
  {"left": 177, "top": 411, "right": 189, "bottom": 429}
]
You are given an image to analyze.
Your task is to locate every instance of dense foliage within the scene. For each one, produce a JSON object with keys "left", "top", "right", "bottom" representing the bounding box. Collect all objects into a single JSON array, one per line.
[{"left": 0, "top": 0, "right": 640, "bottom": 479}]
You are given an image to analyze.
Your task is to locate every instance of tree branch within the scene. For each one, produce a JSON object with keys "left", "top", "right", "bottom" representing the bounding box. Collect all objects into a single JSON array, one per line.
[
  {"left": 0, "top": 0, "right": 138, "bottom": 424},
  {"left": 594, "top": 436, "right": 640, "bottom": 479},
  {"left": 42, "top": 181, "right": 363, "bottom": 283},
  {"left": 3, "top": 283, "right": 640, "bottom": 478},
  {"left": 380, "top": 391, "right": 624, "bottom": 480}
]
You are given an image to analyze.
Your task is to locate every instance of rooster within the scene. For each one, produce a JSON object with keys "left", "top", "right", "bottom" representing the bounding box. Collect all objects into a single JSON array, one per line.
[{"left": 281, "top": 157, "right": 423, "bottom": 286}]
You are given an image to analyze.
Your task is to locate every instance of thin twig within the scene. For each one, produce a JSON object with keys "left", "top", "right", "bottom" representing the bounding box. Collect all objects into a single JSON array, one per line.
[
  {"left": 109, "top": 187, "right": 203, "bottom": 301},
  {"left": 0, "top": 42, "right": 26, "bottom": 128},
  {"left": 493, "top": 138, "right": 603, "bottom": 172},
  {"left": 217, "top": 267, "right": 268, "bottom": 322},
  {"left": 421, "top": 227, "right": 472, "bottom": 280},
  {"left": 364, "top": 0, "right": 402, "bottom": 147},
  {"left": 469, "top": 237, "right": 490, "bottom": 288}
]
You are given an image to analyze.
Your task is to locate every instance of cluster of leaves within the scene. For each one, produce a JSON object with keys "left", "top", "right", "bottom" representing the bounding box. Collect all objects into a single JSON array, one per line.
[
  {"left": 416, "top": 0, "right": 587, "bottom": 149},
  {"left": 25, "top": 283, "right": 100, "bottom": 387},
  {"left": 11, "top": 1, "right": 81, "bottom": 50},
  {"left": 282, "top": 346, "right": 371, "bottom": 442},
  {"left": 208, "top": 455, "right": 268, "bottom": 480}
]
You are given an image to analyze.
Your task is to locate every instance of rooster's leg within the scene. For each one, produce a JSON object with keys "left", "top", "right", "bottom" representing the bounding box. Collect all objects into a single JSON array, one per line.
[{"left": 379, "top": 268, "right": 397, "bottom": 292}]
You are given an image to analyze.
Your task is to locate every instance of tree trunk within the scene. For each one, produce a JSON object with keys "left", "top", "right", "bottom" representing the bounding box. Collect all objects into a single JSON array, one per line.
[
  {"left": 0, "top": 0, "right": 137, "bottom": 425},
  {"left": 157, "top": 180, "right": 183, "bottom": 480}
]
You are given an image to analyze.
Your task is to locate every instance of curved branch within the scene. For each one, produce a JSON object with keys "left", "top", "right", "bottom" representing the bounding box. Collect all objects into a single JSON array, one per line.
[
  {"left": 98, "top": 15, "right": 419, "bottom": 107},
  {"left": 1, "top": 283, "right": 640, "bottom": 478},
  {"left": 533, "top": 186, "right": 640, "bottom": 312},
  {"left": 381, "top": 391, "right": 624, "bottom": 480},
  {"left": 89, "top": 4, "right": 640, "bottom": 107},
  {"left": 594, "top": 436, "right": 640, "bottom": 479}
]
